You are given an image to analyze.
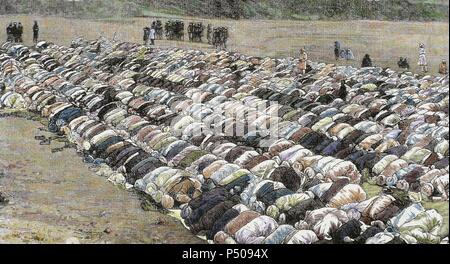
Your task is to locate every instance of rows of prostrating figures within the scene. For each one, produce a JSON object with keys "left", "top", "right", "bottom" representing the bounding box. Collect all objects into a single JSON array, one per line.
[{"left": 0, "top": 39, "right": 448, "bottom": 244}]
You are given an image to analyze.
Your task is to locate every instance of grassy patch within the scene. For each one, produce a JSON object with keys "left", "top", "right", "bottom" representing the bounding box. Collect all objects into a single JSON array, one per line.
[{"left": 362, "top": 182, "right": 383, "bottom": 198}]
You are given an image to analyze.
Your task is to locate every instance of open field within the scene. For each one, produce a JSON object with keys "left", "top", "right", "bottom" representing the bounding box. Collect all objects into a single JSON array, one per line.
[{"left": 0, "top": 15, "right": 448, "bottom": 74}]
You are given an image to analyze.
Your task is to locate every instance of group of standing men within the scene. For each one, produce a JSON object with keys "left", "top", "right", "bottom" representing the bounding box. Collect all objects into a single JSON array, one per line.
[
  {"left": 5, "top": 21, "right": 39, "bottom": 44},
  {"left": 334, "top": 40, "right": 410, "bottom": 70},
  {"left": 334, "top": 41, "right": 355, "bottom": 61},
  {"left": 6, "top": 22, "right": 23, "bottom": 43},
  {"left": 417, "top": 43, "right": 447, "bottom": 75},
  {"left": 188, "top": 22, "right": 204, "bottom": 42},
  {"left": 210, "top": 26, "right": 228, "bottom": 50},
  {"left": 164, "top": 20, "right": 185, "bottom": 41}
]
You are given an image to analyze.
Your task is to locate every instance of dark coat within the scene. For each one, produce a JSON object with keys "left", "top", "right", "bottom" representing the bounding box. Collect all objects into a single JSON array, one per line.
[
  {"left": 361, "top": 56, "right": 373, "bottom": 67},
  {"left": 285, "top": 198, "right": 324, "bottom": 225},
  {"left": 206, "top": 208, "right": 240, "bottom": 240}
]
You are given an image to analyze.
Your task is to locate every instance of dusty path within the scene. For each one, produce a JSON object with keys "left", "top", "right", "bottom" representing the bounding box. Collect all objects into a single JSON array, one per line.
[{"left": 0, "top": 113, "right": 204, "bottom": 244}]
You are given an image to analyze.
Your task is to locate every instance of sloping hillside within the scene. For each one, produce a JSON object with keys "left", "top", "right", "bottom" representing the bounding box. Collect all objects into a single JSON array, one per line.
[{"left": 0, "top": 0, "right": 448, "bottom": 21}]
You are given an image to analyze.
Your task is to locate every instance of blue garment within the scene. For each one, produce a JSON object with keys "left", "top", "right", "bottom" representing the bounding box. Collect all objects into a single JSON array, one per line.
[
  {"left": 48, "top": 107, "right": 82, "bottom": 133},
  {"left": 322, "top": 140, "right": 343, "bottom": 156}
]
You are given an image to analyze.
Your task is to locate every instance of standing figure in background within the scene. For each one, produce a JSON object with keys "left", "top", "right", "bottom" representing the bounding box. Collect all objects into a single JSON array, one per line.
[
  {"left": 6, "top": 22, "right": 13, "bottom": 42},
  {"left": 298, "top": 48, "right": 308, "bottom": 75},
  {"left": 397, "top": 57, "right": 410, "bottom": 71},
  {"left": 212, "top": 27, "right": 228, "bottom": 50},
  {"left": 143, "top": 27, "right": 149, "bottom": 46},
  {"left": 345, "top": 48, "right": 355, "bottom": 61},
  {"left": 334, "top": 41, "right": 341, "bottom": 61},
  {"left": 207, "top": 24, "right": 212, "bottom": 44},
  {"left": 12, "top": 22, "right": 18, "bottom": 42},
  {"left": 33, "top": 21, "right": 39, "bottom": 44},
  {"left": 149, "top": 26, "right": 156, "bottom": 45},
  {"left": 439, "top": 60, "right": 448, "bottom": 75},
  {"left": 221, "top": 27, "right": 228, "bottom": 49},
  {"left": 193, "top": 22, "right": 204, "bottom": 42},
  {"left": 418, "top": 43, "right": 428, "bottom": 73},
  {"left": 17, "top": 22, "right": 23, "bottom": 43},
  {"left": 361, "top": 54, "right": 373, "bottom": 67},
  {"left": 188, "top": 22, "right": 194, "bottom": 42}
]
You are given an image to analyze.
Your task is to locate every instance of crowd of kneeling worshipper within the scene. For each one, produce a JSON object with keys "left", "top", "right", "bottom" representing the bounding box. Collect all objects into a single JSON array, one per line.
[{"left": 0, "top": 38, "right": 448, "bottom": 244}]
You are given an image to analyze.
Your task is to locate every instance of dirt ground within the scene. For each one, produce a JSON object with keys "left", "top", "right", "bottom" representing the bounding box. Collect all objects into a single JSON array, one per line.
[
  {"left": 0, "top": 112, "right": 204, "bottom": 244},
  {"left": 0, "top": 15, "right": 448, "bottom": 74}
]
